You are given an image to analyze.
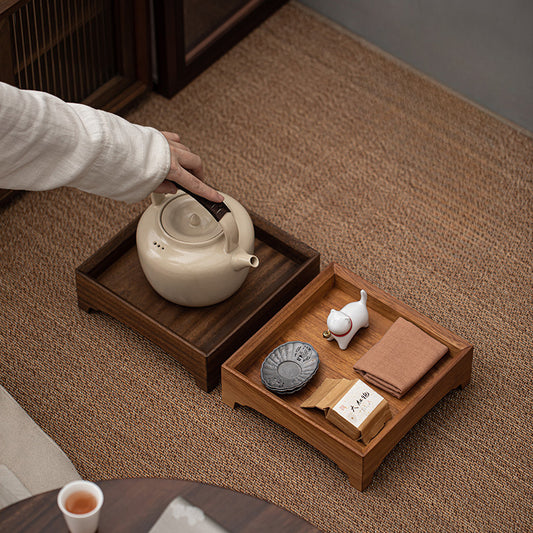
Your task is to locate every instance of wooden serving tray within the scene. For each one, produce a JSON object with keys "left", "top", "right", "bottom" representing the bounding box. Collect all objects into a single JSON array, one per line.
[
  {"left": 221, "top": 263, "right": 473, "bottom": 490},
  {"left": 75, "top": 213, "right": 320, "bottom": 391}
]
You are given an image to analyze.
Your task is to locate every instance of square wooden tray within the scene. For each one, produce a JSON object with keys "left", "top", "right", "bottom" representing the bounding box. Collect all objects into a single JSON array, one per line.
[
  {"left": 221, "top": 262, "right": 473, "bottom": 490},
  {"left": 75, "top": 213, "right": 320, "bottom": 391}
]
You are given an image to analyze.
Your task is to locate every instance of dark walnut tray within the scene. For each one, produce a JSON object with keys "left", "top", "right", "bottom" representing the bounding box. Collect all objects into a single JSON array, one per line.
[
  {"left": 76, "top": 213, "right": 320, "bottom": 391},
  {"left": 221, "top": 263, "right": 473, "bottom": 490}
]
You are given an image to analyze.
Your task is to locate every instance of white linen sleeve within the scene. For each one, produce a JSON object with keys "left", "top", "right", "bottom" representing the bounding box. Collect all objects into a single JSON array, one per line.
[{"left": 0, "top": 82, "right": 170, "bottom": 203}]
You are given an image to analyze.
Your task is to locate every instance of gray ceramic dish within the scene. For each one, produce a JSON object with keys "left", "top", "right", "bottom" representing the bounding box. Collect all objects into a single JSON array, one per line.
[{"left": 260, "top": 341, "right": 320, "bottom": 394}]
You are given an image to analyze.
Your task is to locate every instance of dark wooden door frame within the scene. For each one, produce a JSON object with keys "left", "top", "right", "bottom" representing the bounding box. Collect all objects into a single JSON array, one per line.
[{"left": 153, "top": 0, "right": 288, "bottom": 98}]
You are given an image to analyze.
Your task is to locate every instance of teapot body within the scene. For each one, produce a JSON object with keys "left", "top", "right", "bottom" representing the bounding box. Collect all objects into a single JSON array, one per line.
[{"left": 136, "top": 191, "right": 257, "bottom": 307}]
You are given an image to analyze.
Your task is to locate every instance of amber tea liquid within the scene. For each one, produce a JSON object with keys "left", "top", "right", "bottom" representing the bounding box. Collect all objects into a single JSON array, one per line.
[{"left": 65, "top": 490, "right": 97, "bottom": 514}]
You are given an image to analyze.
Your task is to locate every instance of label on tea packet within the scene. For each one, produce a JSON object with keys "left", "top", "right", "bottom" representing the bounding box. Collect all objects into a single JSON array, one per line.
[{"left": 332, "top": 380, "right": 384, "bottom": 428}]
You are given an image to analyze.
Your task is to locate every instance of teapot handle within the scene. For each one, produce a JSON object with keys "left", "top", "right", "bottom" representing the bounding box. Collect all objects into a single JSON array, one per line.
[
  {"left": 172, "top": 185, "right": 239, "bottom": 253},
  {"left": 151, "top": 187, "right": 230, "bottom": 220},
  {"left": 175, "top": 185, "right": 231, "bottom": 222}
]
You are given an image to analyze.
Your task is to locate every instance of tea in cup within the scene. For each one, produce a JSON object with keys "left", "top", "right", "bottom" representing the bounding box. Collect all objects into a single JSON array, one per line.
[{"left": 57, "top": 480, "right": 103, "bottom": 533}]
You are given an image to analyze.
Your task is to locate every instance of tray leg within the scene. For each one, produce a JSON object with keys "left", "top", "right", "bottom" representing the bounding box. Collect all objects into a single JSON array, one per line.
[
  {"left": 347, "top": 471, "right": 373, "bottom": 492},
  {"left": 193, "top": 376, "right": 210, "bottom": 393},
  {"left": 336, "top": 455, "right": 374, "bottom": 492},
  {"left": 77, "top": 297, "right": 95, "bottom": 313},
  {"left": 458, "top": 376, "right": 471, "bottom": 389},
  {"left": 343, "top": 459, "right": 374, "bottom": 491},
  {"left": 221, "top": 387, "right": 239, "bottom": 409},
  {"left": 453, "top": 350, "right": 473, "bottom": 390}
]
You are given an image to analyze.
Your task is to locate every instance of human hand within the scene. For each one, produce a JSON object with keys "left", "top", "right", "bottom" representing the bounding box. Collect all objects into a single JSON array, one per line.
[{"left": 154, "top": 131, "right": 223, "bottom": 203}]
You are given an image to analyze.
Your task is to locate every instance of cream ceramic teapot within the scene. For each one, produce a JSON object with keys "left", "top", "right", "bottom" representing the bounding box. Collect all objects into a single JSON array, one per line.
[{"left": 136, "top": 187, "right": 259, "bottom": 307}]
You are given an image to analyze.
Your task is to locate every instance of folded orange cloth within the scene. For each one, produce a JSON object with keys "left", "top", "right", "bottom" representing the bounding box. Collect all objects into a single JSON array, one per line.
[{"left": 353, "top": 317, "right": 448, "bottom": 398}]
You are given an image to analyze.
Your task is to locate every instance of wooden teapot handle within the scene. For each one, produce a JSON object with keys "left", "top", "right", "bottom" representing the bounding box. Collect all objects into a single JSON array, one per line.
[
  {"left": 151, "top": 186, "right": 239, "bottom": 253},
  {"left": 176, "top": 185, "right": 230, "bottom": 222},
  {"left": 176, "top": 185, "right": 239, "bottom": 253}
]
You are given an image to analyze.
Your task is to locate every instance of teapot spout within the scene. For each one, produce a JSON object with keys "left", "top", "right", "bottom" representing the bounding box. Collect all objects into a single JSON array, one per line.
[{"left": 231, "top": 248, "right": 260, "bottom": 271}]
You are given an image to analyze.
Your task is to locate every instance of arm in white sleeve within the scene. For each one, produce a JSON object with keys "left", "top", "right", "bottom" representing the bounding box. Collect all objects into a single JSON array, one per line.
[{"left": 0, "top": 82, "right": 170, "bottom": 203}]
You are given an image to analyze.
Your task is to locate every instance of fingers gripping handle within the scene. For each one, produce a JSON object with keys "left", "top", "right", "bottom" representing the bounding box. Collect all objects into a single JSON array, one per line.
[
  {"left": 177, "top": 185, "right": 230, "bottom": 222},
  {"left": 151, "top": 186, "right": 230, "bottom": 220}
]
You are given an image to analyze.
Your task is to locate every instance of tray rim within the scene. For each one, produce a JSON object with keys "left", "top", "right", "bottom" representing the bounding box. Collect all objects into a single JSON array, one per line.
[{"left": 222, "top": 261, "right": 473, "bottom": 466}]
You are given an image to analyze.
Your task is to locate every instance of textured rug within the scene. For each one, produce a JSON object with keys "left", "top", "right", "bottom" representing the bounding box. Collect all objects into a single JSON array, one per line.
[{"left": 1, "top": 3, "right": 532, "bottom": 532}]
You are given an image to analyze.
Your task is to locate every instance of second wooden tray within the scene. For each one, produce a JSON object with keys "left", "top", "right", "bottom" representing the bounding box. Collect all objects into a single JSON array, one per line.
[
  {"left": 76, "top": 213, "right": 320, "bottom": 391},
  {"left": 222, "top": 263, "right": 473, "bottom": 490}
]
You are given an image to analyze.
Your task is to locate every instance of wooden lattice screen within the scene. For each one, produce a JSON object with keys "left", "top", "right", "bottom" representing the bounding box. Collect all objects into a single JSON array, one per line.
[
  {"left": 0, "top": 0, "right": 151, "bottom": 205},
  {"left": 8, "top": 0, "right": 117, "bottom": 103},
  {"left": 0, "top": 0, "right": 150, "bottom": 111}
]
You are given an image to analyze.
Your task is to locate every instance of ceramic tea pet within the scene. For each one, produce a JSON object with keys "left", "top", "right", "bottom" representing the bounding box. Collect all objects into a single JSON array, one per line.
[
  {"left": 136, "top": 187, "right": 259, "bottom": 307},
  {"left": 323, "top": 290, "right": 369, "bottom": 350}
]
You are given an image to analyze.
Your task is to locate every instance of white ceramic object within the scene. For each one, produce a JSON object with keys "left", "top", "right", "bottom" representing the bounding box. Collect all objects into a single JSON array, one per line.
[
  {"left": 325, "top": 290, "right": 369, "bottom": 350},
  {"left": 57, "top": 480, "right": 104, "bottom": 533},
  {"left": 136, "top": 189, "right": 259, "bottom": 307}
]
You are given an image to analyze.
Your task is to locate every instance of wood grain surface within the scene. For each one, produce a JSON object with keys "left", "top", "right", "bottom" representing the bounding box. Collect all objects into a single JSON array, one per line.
[{"left": 0, "top": 478, "right": 321, "bottom": 532}]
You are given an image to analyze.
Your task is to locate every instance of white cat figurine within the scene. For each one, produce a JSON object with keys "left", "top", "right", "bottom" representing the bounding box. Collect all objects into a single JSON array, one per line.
[{"left": 325, "top": 290, "right": 369, "bottom": 350}]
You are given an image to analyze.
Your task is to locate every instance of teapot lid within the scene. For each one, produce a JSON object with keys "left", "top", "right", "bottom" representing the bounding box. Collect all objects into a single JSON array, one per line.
[{"left": 160, "top": 194, "right": 222, "bottom": 244}]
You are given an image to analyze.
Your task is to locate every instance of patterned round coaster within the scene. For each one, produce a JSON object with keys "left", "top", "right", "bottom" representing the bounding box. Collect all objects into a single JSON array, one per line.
[{"left": 260, "top": 341, "right": 320, "bottom": 394}]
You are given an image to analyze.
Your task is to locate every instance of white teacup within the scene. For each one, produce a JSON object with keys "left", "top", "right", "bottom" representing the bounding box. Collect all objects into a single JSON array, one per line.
[{"left": 57, "top": 480, "right": 104, "bottom": 533}]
